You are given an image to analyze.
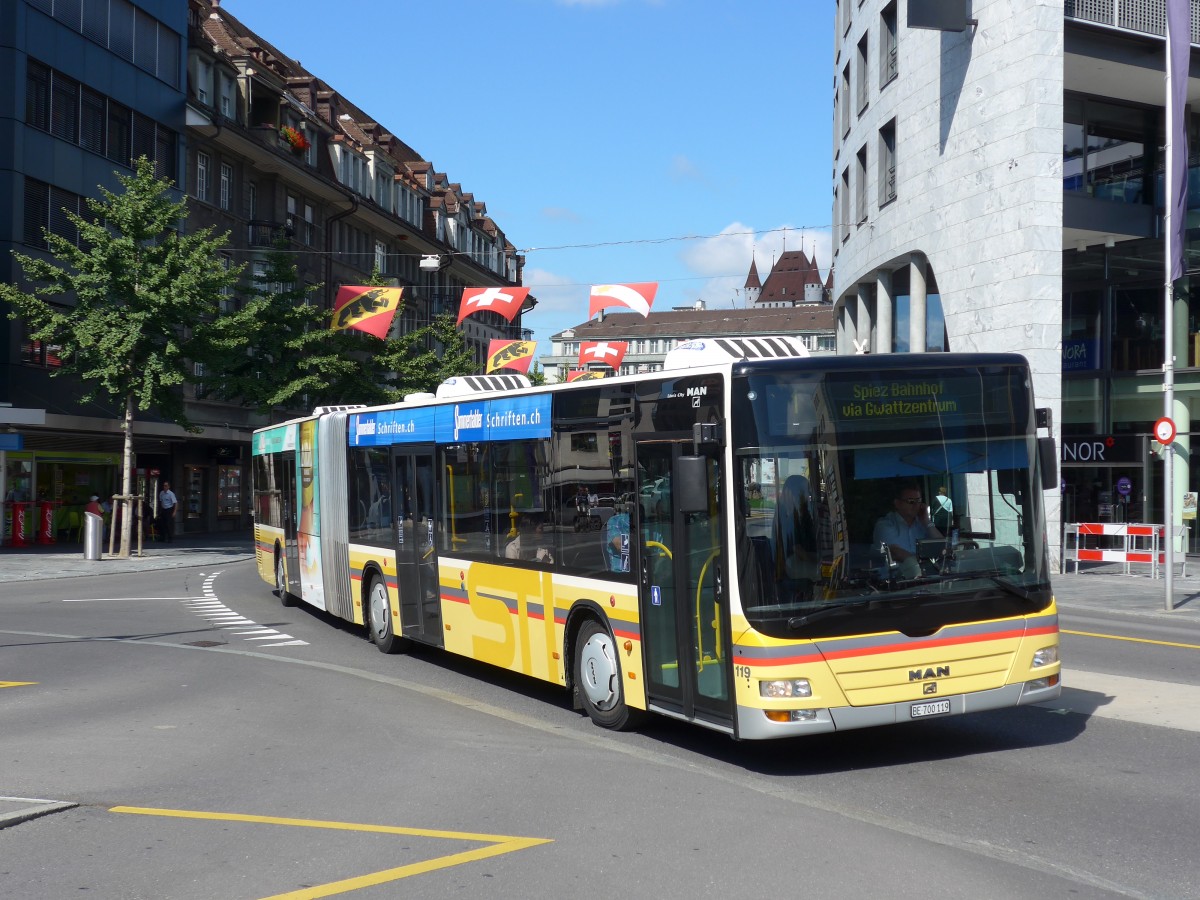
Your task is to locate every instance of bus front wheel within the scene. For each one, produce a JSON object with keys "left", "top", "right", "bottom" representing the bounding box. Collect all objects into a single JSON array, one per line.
[
  {"left": 275, "top": 554, "right": 296, "bottom": 607},
  {"left": 574, "top": 619, "right": 641, "bottom": 730},
  {"left": 367, "top": 574, "right": 402, "bottom": 654}
]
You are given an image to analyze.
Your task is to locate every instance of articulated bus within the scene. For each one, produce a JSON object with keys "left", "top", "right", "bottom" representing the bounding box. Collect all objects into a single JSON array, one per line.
[{"left": 252, "top": 339, "right": 1061, "bottom": 740}]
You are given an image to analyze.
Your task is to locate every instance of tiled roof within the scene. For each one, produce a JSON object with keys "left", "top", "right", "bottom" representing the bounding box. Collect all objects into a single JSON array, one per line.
[
  {"left": 757, "top": 249, "right": 827, "bottom": 305},
  {"left": 552, "top": 305, "right": 835, "bottom": 341}
]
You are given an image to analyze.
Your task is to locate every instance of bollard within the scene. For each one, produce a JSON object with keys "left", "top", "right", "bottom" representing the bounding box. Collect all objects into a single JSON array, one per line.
[{"left": 83, "top": 511, "right": 104, "bottom": 561}]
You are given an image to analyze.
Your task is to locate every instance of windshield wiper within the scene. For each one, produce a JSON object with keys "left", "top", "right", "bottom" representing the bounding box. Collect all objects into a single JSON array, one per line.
[
  {"left": 987, "top": 575, "right": 1047, "bottom": 603},
  {"left": 787, "top": 600, "right": 870, "bottom": 630}
]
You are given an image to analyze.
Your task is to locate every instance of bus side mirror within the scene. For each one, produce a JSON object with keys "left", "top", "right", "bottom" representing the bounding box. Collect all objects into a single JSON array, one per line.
[
  {"left": 675, "top": 455, "right": 709, "bottom": 514},
  {"left": 1038, "top": 437, "right": 1057, "bottom": 491}
]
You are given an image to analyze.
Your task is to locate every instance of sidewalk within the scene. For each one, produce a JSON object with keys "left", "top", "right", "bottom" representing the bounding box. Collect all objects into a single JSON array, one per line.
[
  {"left": 0, "top": 531, "right": 254, "bottom": 582},
  {"left": 2, "top": 532, "right": 1198, "bottom": 618}
]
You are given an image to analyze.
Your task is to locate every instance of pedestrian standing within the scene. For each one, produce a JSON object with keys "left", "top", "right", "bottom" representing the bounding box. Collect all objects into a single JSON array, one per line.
[{"left": 158, "top": 481, "right": 178, "bottom": 543}]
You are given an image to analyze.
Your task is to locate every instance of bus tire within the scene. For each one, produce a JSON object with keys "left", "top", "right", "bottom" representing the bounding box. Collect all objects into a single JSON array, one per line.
[
  {"left": 275, "top": 554, "right": 296, "bottom": 607},
  {"left": 574, "top": 619, "right": 642, "bottom": 730},
  {"left": 366, "top": 574, "right": 402, "bottom": 654}
]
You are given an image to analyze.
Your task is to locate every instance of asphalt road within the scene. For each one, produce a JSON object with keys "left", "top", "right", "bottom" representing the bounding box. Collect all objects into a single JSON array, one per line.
[{"left": 2, "top": 558, "right": 1198, "bottom": 899}]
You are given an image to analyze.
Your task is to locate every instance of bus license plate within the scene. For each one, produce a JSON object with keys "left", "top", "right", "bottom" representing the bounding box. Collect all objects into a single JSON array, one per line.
[{"left": 910, "top": 699, "right": 951, "bottom": 719}]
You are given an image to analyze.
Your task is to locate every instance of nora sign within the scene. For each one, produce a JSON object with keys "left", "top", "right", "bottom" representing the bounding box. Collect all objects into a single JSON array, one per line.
[{"left": 1061, "top": 435, "right": 1139, "bottom": 464}]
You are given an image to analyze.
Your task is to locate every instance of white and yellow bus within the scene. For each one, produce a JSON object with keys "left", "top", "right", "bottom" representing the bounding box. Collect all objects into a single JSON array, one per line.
[{"left": 252, "top": 339, "right": 1061, "bottom": 739}]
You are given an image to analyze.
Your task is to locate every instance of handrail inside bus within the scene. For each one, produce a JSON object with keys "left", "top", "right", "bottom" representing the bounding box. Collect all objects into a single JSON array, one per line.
[{"left": 696, "top": 549, "right": 722, "bottom": 666}]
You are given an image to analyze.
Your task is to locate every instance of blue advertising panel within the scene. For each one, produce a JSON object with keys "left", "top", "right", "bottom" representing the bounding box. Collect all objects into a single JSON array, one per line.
[
  {"left": 349, "top": 394, "right": 550, "bottom": 446},
  {"left": 436, "top": 394, "right": 551, "bottom": 443},
  {"left": 349, "top": 408, "right": 435, "bottom": 446}
]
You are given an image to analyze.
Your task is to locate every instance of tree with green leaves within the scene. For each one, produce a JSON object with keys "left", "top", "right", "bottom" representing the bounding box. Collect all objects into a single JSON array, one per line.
[
  {"left": 204, "top": 240, "right": 390, "bottom": 413},
  {"left": 1, "top": 158, "right": 246, "bottom": 558},
  {"left": 377, "top": 311, "right": 479, "bottom": 400}
]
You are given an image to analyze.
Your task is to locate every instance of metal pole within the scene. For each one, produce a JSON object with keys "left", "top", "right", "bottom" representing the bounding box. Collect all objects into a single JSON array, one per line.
[{"left": 1164, "top": 9, "right": 1178, "bottom": 612}]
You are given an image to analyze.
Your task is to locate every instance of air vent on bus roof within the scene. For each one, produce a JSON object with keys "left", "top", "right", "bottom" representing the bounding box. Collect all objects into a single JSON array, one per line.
[
  {"left": 403, "top": 392, "right": 436, "bottom": 403},
  {"left": 313, "top": 404, "right": 366, "bottom": 415},
  {"left": 662, "top": 336, "right": 809, "bottom": 369},
  {"left": 436, "top": 373, "right": 532, "bottom": 398}
]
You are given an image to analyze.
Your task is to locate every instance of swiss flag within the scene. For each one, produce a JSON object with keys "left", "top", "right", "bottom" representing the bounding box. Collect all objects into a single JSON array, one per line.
[
  {"left": 457, "top": 287, "right": 531, "bottom": 325},
  {"left": 578, "top": 341, "right": 628, "bottom": 371},
  {"left": 588, "top": 282, "right": 657, "bottom": 318}
]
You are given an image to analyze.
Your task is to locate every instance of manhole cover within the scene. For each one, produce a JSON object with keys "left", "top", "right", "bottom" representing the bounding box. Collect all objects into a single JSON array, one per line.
[{"left": 184, "top": 640, "right": 224, "bottom": 648}]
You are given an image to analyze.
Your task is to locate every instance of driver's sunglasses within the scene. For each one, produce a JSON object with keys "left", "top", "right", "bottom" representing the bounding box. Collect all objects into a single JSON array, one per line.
[{"left": 900, "top": 497, "right": 923, "bottom": 504}]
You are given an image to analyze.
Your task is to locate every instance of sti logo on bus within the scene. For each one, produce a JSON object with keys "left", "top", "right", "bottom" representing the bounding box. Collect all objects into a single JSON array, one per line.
[{"left": 909, "top": 666, "right": 950, "bottom": 681}]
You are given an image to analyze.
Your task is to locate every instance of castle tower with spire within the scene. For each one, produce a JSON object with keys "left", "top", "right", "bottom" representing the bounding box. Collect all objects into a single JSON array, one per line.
[{"left": 743, "top": 256, "right": 762, "bottom": 307}]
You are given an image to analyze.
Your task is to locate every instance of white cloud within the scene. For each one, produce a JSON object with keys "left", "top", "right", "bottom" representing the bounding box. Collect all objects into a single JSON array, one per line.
[
  {"left": 541, "top": 206, "right": 583, "bottom": 223},
  {"left": 669, "top": 154, "right": 704, "bottom": 183}
]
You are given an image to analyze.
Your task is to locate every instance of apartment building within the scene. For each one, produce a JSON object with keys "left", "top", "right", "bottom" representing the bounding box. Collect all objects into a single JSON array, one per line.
[
  {"left": 0, "top": 0, "right": 528, "bottom": 538},
  {"left": 832, "top": 0, "right": 1200, "bottom": 552}
]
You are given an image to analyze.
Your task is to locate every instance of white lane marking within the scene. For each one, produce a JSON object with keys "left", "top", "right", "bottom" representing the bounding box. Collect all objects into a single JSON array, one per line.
[
  {"left": 180, "top": 572, "right": 308, "bottom": 648},
  {"left": 63, "top": 597, "right": 208, "bottom": 602}
]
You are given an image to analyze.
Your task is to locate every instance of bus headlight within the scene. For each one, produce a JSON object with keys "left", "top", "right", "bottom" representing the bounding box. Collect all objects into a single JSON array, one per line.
[
  {"left": 1032, "top": 646, "right": 1059, "bottom": 667},
  {"left": 759, "top": 679, "right": 812, "bottom": 699}
]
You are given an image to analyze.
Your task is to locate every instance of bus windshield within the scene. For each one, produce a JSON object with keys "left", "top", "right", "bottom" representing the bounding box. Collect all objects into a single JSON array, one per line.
[{"left": 732, "top": 362, "right": 1052, "bottom": 640}]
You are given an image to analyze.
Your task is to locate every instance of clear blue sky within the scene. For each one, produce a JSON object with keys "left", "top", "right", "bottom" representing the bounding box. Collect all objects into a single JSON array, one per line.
[{"left": 227, "top": 0, "right": 835, "bottom": 355}]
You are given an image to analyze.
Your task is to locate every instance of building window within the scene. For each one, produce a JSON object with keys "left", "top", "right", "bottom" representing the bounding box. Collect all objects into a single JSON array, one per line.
[
  {"left": 21, "top": 338, "right": 64, "bottom": 368},
  {"left": 880, "top": 2, "right": 898, "bottom": 88},
  {"left": 80, "top": 87, "right": 106, "bottom": 154},
  {"left": 841, "top": 63, "right": 851, "bottom": 138},
  {"left": 856, "top": 144, "right": 868, "bottom": 224},
  {"left": 195, "top": 151, "right": 210, "bottom": 202},
  {"left": 303, "top": 203, "right": 314, "bottom": 246},
  {"left": 856, "top": 33, "right": 869, "bottom": 113},
  {"left": 879, "top": 119, "right": 897, "bottom": 206},
  {"left": 50, "top": 71, "right": 80, "bottom": 143},
  {"left": 219, "top": 163, "right": 232, "bottom": 210},
  {"left": 107, "top": 100, "right": 131, "bottom": 167},
  {"left": 375, "top": 240, "right": 386, "bottom": 274},
  {"left": 25, "top": 60, "right": 50, "bottom": 131},
  {"left": 840, "top": 168, "right": 850, "bottom": 242}
]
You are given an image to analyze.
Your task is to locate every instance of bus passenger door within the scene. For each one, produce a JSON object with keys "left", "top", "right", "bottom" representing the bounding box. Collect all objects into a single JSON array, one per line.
[
  {"left": 636, "top": 440, "right": 733, "bottom": 729},
  {"left": 394, "top": 448, "right": 443, "bottom": 648},
  {"left": 281, "top": 450, "right": 301, "bottom": 598}
]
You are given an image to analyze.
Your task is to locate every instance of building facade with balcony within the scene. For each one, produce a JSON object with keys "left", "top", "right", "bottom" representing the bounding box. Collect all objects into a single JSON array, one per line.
[
  {"left": 832, "top": 0, "right": 1200, "bottom": 554},
  {"left": 0, "top": 0, "right": 528, "bottom": 540}
]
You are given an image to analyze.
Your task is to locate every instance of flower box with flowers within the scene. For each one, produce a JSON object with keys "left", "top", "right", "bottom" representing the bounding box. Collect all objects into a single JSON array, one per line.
[{"left": 279, "top": 125, "right": 310, "bottom": 153}]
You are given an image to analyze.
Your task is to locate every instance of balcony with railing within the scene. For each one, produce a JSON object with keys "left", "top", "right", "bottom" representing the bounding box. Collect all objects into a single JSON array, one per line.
[{"left": 1066, "top": 0, "right": 1199, "bottom": 42}]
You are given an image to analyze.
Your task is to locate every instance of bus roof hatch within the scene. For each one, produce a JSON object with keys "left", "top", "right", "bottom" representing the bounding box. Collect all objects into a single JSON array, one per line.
[
  {"left": 436, "top": 373, "right": 532, "bottom": 398},
  {"left": 663, "top": 336, "right": 810, "bottom": 369}
]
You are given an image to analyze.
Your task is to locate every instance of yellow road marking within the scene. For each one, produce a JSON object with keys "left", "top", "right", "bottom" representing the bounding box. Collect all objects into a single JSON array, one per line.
[
  {"left": 0, "top": 681, "right": 37, "bottom": 688},
  {"left": 1062, "top": 629, "right": 1200, "bottom": 650},
  {"left": 109, "top": 806, "right": 551, "bottom": 899}
]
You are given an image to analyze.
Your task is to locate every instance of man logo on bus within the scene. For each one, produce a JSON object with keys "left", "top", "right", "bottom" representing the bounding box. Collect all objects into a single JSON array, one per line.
[{"left": 909, "top": 666, "right": 950, "bottom": 681}]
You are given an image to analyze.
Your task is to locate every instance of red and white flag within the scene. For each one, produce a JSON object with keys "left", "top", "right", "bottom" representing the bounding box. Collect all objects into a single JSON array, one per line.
[
  {"left": 578, "top": 341, "right": 628, "bottom": 370},
  {"left": 588, "top": 282, "right": 657, "bottom": 318},
  {"left": 457, "top": 287, "right": 531, "bottom": 325}
]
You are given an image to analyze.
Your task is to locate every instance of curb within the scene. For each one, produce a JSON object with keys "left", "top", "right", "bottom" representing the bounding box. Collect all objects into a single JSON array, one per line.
[{"left": 0, "top": 797, "right": 78, "bottom": 830}]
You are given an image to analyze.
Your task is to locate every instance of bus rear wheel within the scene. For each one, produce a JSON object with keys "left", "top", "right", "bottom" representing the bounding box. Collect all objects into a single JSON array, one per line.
[
  {"left": 275, "top": 554, "right": 296, "bottom": 607},
  {"left": 574, "top": 619, "right": 641, "bottom": 730},
  {"left": 367, "top": 574, "right": 402, "bottom": 654}
]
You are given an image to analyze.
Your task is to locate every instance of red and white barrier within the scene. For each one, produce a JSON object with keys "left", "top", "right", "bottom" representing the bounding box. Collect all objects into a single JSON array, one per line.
[{"left": 1063, "top": 522, "right": 1188, "bottom": 578}]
